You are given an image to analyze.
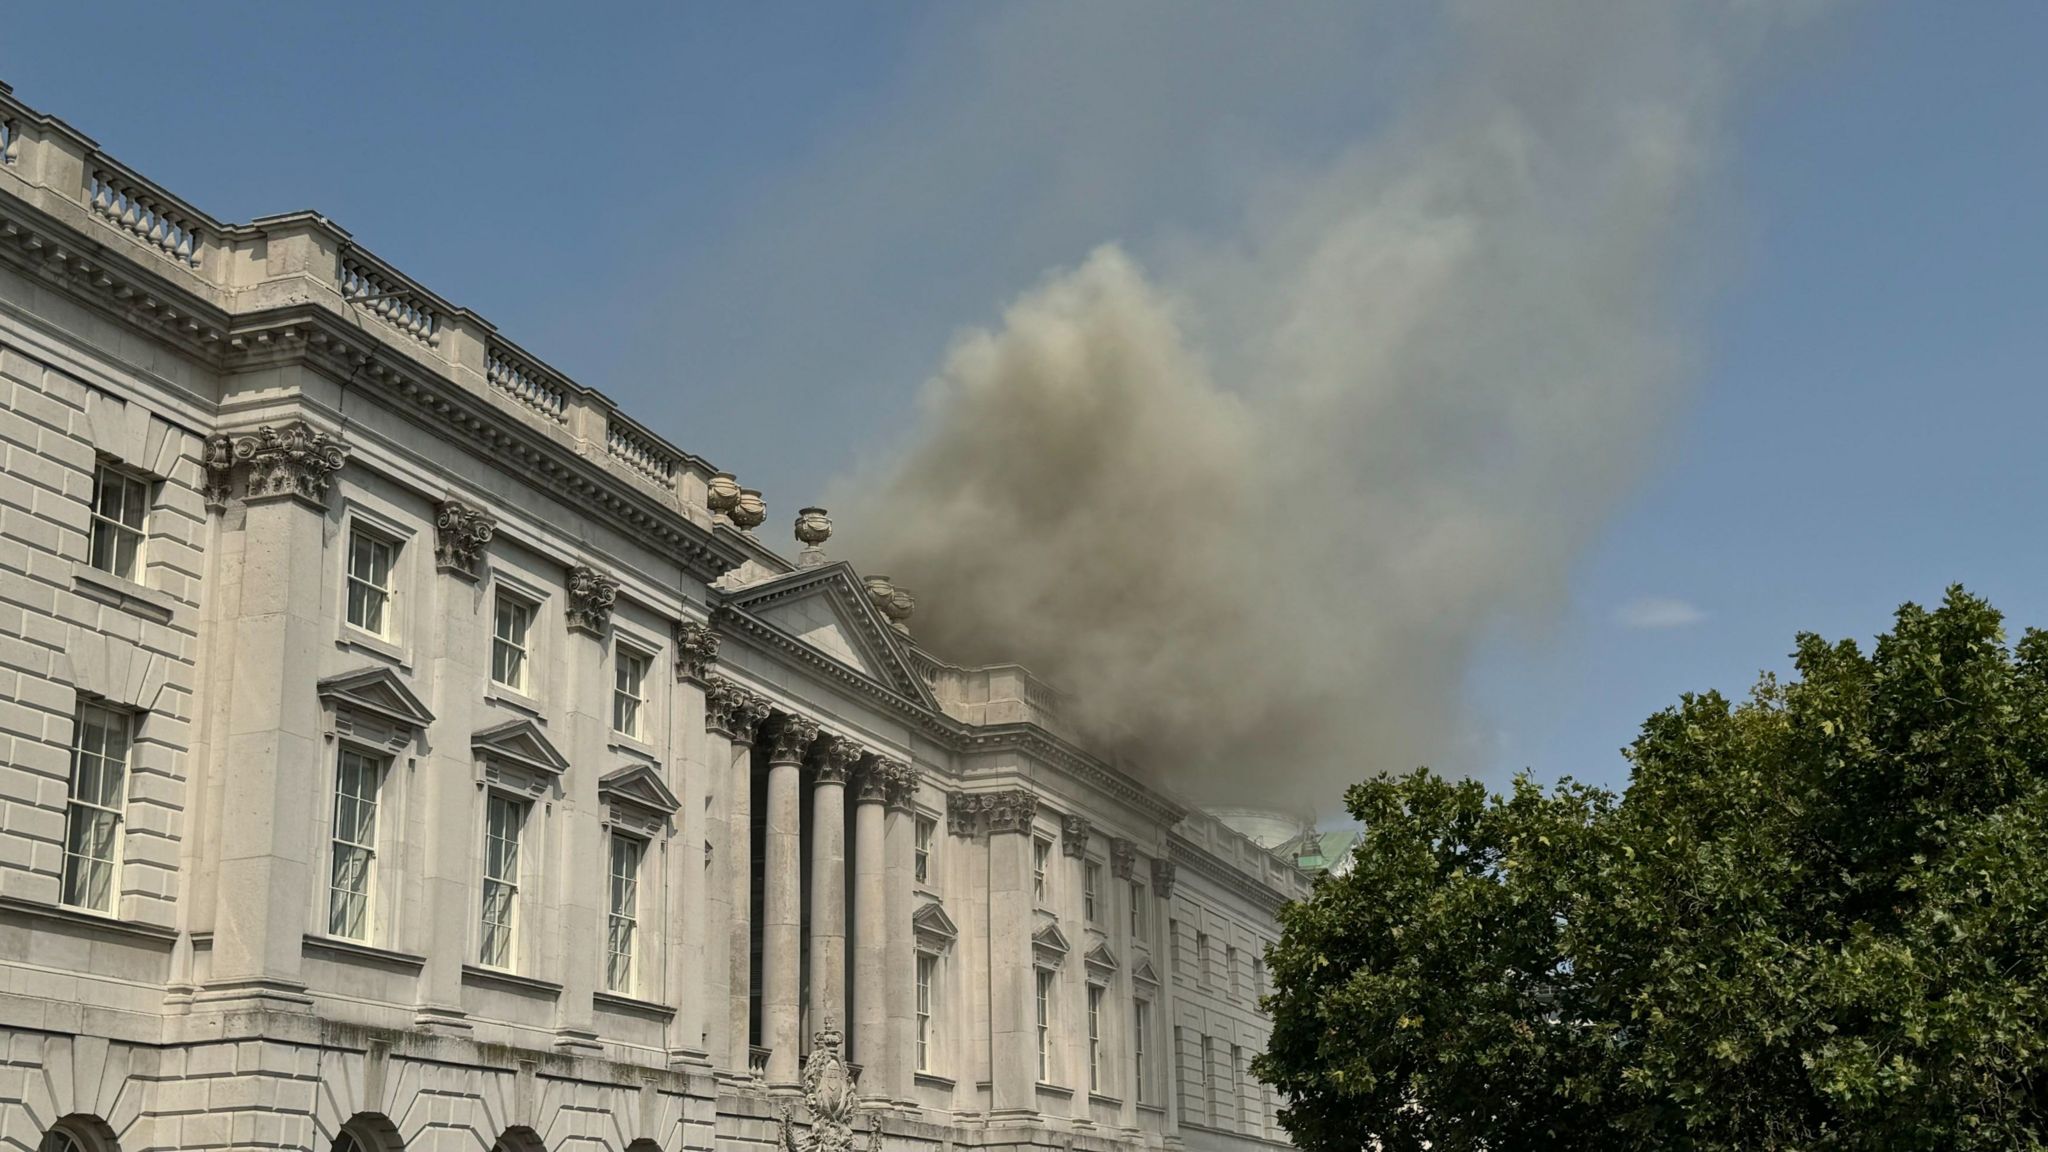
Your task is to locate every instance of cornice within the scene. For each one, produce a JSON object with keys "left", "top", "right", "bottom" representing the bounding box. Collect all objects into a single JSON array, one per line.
[{"left": 1167, "top": 833, "right": 1297, "bottom": 914}]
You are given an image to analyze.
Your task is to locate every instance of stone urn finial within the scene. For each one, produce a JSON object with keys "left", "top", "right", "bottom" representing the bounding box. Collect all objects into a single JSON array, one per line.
[
  {"left": 707, "top": 472, "right": 742, "bottom": 516},
  {"left": 730, "top": 487, "right": 767, "bottom": 530},
  {"left": 795, "top": 506, "right": 832, "bottom": 568},
  {"left": 882, "top": 587, "right": 914, "bottom": 636}
]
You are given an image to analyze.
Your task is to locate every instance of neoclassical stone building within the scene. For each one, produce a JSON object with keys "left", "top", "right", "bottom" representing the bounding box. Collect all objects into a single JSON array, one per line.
[{"left": 0, "top": 84, "right": 1308, "bottom": 1152}]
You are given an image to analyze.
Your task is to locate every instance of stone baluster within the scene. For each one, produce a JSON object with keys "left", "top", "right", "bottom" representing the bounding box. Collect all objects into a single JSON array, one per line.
[{"left": 762, "top": 713, "right": 818, "bottom": 1088}]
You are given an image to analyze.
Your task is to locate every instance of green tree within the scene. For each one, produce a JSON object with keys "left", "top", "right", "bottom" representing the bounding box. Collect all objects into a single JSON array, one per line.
[{"left": 1256, "top": 587, "right": 2048, "bottom": 1151}]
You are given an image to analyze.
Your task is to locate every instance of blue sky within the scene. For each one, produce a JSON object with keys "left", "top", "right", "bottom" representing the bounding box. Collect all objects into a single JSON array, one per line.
[{"left": 7, "top": 2, "right": 2045, "bottom": 799}]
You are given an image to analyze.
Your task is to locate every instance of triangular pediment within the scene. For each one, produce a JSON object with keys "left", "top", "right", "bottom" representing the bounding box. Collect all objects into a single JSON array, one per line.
[
  {"left": 472, "top": 718, "right": 569, "bottom": 776},
  {"left": 912, "top": 899, "right": 959, "bottom": 944},
  {"left": 598, "top": 763, "right": 680, "bottom": 816},
  {"left": 719, "top": 563, "right": 938, "bottom": 709},
  {"left": 1085, "top": 941, "right": 1120, "bottom": 974},
  {"left": 1131, "top": 957, "right": 1160, "bottom": 987},
  {"left": 318, "top": 667, "right": 435, "bottom": 730},
  {"left": 1033, "top": 921, "right": 1072, "bottom": 962}
]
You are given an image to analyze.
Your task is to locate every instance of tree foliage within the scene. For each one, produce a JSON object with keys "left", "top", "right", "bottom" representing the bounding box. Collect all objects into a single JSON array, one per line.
[{"left": 1256, "top": 587, "right": 2048, "bottom": 1151}]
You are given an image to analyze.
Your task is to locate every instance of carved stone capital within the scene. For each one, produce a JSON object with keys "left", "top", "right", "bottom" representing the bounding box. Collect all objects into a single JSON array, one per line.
[
  {"left": 1150, "top": 857, "right": 1177, "bottom": 900},
  {"left": 1110, "top": 838, "right": 1139, "bottom": 880},
  {"left": 946, "top": 792, "right": 984, "bottom": 838},
  {"left": 766, "top": 713, "right": 821, "bottom": 765},
  {"left": 565, "top": 564, "right": 620, "bottom": 635},
  {"left": 813, "top": 734, "right": 862, "bottom": 785},
  {"left": 434, "top": 498, "right": 496, "bottom": 579},
  {"left": 203, "top": 421, "right": 349, "bottom": 509},
  {"left": 1061, "top": 814, "right": 1092, "bottom": 858},
  {"left": 856, "top": 757, "right": 916, "bottom": 808},
  {"left": 674, "top": 620, "right": 720, "bottom": 683},
  {"left": 883, "top": 760, "right": 920, "bottom": 813},
  {"left": 984, "top": 789, "right": 1039, "bottom": 836},
  {"left": 727, "top": 688, "right": 772, "bottom": 746}
]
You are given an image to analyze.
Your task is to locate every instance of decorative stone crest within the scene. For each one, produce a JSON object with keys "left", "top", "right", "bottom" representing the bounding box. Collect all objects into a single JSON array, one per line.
[
  {"left": 674, "top": 620, "right": 720, "bottom": 683},
  {"left": 1061, "top": 814, "right": 1092, "bottom": 858},
  {"left": 776, "top": 1022, "right": 864, "bottom": 1152},
  {"left": 767, "top": 713, "right": 822, "bottom": 765},
  {"left": 434, "top": 498, "right": 496, "bottom": 579},
  {"left": 730, "top": 487, "right": 767, "bottom": 530},
  {"left": 795, "top": 506, "right": 832, "bottom": 568},
  {"left": 202, "top": 420, "right": 349, "bottom": 509},
  {"left": 1150, "top": 857, "right": 1177, "bottom": 900},
  {"left": 1110, "top": 837, "right": 1138, "bottom": 880},
  {"left": 813, "top": 734, "right": 862, "bottom": 785},
  {"left": 565, "top": 564, "right": 620, "bottom": 635},
  {"left": 984, "top": 788, "right": 1039, "bottom": 836}
]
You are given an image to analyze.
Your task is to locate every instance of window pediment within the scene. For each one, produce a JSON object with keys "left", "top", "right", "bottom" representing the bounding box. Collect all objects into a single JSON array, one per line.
[
  {"left": 598, "top": 763, "right": 679, "bottom": 819},
  {"left": 472, "top": 717, "right": 569, "bottom": 777},
  {"left": 913, "top": 899, "right": 959, "bottom": 951},
  {"left": 319, "top": 667, "right": 433, "bottom": 750},
  {"left": 1085, "top": 941, "right": 1119, "bottom": 976},
  {"left": 1131, "top": 957, "right": 1161, "bottom": 987},
  {"left": 1033, "top": 921, "right": 1071, "bottom": 968}
]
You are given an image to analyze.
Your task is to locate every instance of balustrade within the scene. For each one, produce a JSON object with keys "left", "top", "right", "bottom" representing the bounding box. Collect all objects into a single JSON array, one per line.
[
  {"left": 606, "top": 417, "right": 681, "bottom": 484},
  {"left": 1, "top": 118, "right": 19, "bottom": 167},
  {"left": 341, "top": 256, "right": 439, "bottom": 346},
  {"left": 87, "top": 168, "right": 205, "bottom": 268},
  {"left": 485, "top": 341, "right": 570, "bottom": 422}
]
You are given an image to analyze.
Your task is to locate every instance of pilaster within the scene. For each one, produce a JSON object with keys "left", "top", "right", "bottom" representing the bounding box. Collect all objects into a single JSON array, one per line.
[
  {"left": 982, "top": 788, "right": 1041, "bottom": 1119},
  {"left": 762, "top": 712, "right": 818, "bottom": 1089}
]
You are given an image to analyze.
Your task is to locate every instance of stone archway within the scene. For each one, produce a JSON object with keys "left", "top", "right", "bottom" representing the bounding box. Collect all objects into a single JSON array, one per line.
[
  {"left": 332, "top": 1112, "right": 405, "bottom": 1152},
  {"left": 37, "top": 1115, "right": 120, "bottom": 1152},
  {"left": 491, "top": 1125, "right": 546, "bottom": 1152}
]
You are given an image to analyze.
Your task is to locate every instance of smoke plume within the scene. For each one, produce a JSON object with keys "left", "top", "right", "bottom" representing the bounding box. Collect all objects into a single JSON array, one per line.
[{"left": 832, "top": 2, "right": 1826, "bottom": 810}]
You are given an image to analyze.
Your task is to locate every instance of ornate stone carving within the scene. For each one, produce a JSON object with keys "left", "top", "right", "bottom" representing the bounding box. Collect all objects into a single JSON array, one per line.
[
  {"left": 565, "top": 564, "right": 620, "bottom": 635},
  {"left": 984, "top": 788, "right": 1039, "bottom": 836},
  {"left": 776, "top": 1023, "right": 863, "bottom": 1152},
  {"left": 766, "top": 713, "right": 821, "bottom": 765},
  {"left": 433, "top": 498, "right": 496, "bottom": 579},
  {"left": 855, "top": 757, "right": 916, "bottom": 808},
  {"left": 1061, "top": 814, "right": 1092, "bottom": 858},
  {"left": 707, "top": 471, "right": 742, "bottom": 515},
  {"left": 946, "top": 792, "right": 987, "bottom": 838},
  {"left": 813, "top": 734, "right": 861, "bottom": 784},
  {"left": 795, "top": 506, "right": 832, "bottom": 568},
  {"left": 730, "top": 487, "right": 767, "bottom": 530},
  {"left": 1150, "top": 857, "right": 1177, "bottom": 900},
  {"left": 1110, "top": 837, "right": 1138, "bottom": 880},
  {"left": 203, "top": 420, "right": 349, "bottom": 509},
  {"left": 880, "top": 587, "right": 914, "bottom": 636},
  {"left": 674, "top": 619, "right": 720, "bottom": 683},
  {"left": 706, "top": 677, "right": 773, "bottom": 744}
]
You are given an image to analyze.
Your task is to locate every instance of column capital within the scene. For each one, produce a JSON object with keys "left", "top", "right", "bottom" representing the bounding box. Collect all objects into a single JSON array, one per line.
[
  {"left": 985, "top": 789, "right": 1039, "bottom": 836},
  {"left": 565, "top": 563, "right": 620, "bottom": 635},
  {"left": 1110, "top": 837, "right": 1139, "bottom": 880},
  {"left": 433, "top": 498, "right": 496, "bottom": 580},
  {"left": 766, "top": 713, "right": 821, "bottom": 765},
  {"left": 704, "top": 676, "right": 771, "bottom": 743},
  {"left": 673, "top": 619, "right": 721, "bottom": 683},
  {"left": 1060, "top": 814, "right": 1092, "bottom": 858},
  {"left": 812, "top": 734, "right": 862, "bottom": 784},
  {"left": 855, "top": 758, "right": 917, "bottom": 809},
  {"left": 203, "top": 420, "right": 348, "bottom": 510},
  {"left": 1150, "top": 857, "right": 1177, "bottom": 899}
]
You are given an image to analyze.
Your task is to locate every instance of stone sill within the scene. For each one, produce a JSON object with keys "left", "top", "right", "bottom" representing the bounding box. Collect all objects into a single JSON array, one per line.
[
  {"left": 302, "top": 933, "right": 427, "bottom": 971},
  {"left": 71, "top": 561, "right": 178, "bottom": 623},
  {"left": 461, "top": 963, "right": 562, "bottom": 998},
  {"left": 594, "top": 990, "right": 676, "bottom": 1020},
  {"left": 0, "top": 893, "right": 177, "bottom": 943},
  {"left": 1036, "top": 1081, "right": 1074, "bottom": 1099},
  {"left": 1089, "top": 1092, "right": 1123, "bottom": 1107},
  {"left": 914, "top": 1072, "right": 956, "bottom": 1090},
  {"left": 486, "top": 683, "right": 547, "bottom": 721},
  {"left": 1135, "top": 1102, "right": 1167, "bottom": 1115},
  {"left": 335, "top": 627, "right": 412, "bottom": 671},
  {"left": 606, "top": 734, "right": 661, "bottom": 764}
]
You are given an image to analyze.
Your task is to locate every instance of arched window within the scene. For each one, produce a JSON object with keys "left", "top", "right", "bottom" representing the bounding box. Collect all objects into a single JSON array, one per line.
[
  {"left": 37, "top": 1117, "right": 116, "bottom": 1152},
  {"left": 491, "top": 1126, "right": 545, "bottom": 1152},
  {"left": 333, "top": 1112, "right": 402, "bottom": 1152},
  {"left": 39, "top": 1131, "right": 88, "bottom": 1152}
]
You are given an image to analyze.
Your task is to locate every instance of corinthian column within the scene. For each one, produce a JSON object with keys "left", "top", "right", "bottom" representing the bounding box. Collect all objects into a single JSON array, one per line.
[
  {"left": 851, "top": 756, "right": 901, "bottom": 1098},
  {"left": 710, "top": 679, "right": 769, "bottom": 1074},
  {"left": 882, "top": 762, "right": 920, "bottom": 1106},
  {"left": 763, "top": 713, "right": 818, "bottom": 1088},
  {"left": 809, "top": 734, "right": 860, "bottom": 1048}
]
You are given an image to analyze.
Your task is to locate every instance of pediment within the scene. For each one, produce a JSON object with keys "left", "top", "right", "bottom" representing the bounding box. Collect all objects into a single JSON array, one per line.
[
  {"left": 1131, "top": 957, "right": 1160, "bottom": 987},
  {"left": 912, "top": 899, "right": 959, "bottom": 944},
  {"left": 598, "top": 763, "right": 679, "bottom": 816},
  {"left": 1085, "top": 941, "right": 1119, "bottom": 974},
  {"left": 1032, "top": 921, "right": 1072, "bottom": 963},
  {"left": 472, "top": 718, "right": 569, "bottom": 776},
  {"left": 720, "top": 563, "right": 937, "bottom": 709},
  {"left": 318, "top": 667, "right": 435, "bottom": 730}
]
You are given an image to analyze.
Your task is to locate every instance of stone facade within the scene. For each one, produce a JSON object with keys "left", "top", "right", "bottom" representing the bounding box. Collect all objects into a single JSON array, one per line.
[{"left": 0, "top": 83, "right": 1308, "bottom": 1152}]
